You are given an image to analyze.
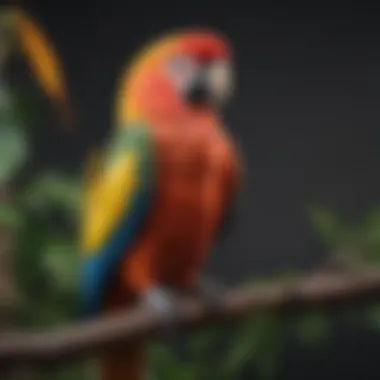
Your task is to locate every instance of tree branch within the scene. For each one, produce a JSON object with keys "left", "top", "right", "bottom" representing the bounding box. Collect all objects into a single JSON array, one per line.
[{"left": 2, "top": 270, "right": 380, "bottom": 367}]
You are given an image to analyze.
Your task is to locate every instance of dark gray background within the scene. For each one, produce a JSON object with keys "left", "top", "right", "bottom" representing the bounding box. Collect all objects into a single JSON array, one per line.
[{"left": 15, "top": 1, "right": 380, "bottom": 378}]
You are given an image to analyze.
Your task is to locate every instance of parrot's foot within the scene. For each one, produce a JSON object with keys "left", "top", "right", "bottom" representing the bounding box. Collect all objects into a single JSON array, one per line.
[
  {"left": 143, "top": 287, "right": 178, "bottom": 321},
  {"left": 142, "top": 287, "right": 188, "bottom": 360}
]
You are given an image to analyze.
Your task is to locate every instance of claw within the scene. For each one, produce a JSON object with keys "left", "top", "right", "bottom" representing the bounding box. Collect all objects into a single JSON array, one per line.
[
  {"left": 143, "top": 287, "right": 177, "bottom": 321},
  {"left": 141, "top": 286, "right": 188, "bottom": 361}
]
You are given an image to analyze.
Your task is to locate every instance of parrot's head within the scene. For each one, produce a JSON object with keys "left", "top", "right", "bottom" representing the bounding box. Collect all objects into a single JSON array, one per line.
[{"left": 116, "top": 29, "right": 234, "bottom": 124}]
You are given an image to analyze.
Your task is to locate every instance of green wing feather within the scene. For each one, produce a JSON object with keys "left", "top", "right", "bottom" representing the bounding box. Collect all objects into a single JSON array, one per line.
[{"left": 80, "top": 125, "right": 155, "bottom": 314}]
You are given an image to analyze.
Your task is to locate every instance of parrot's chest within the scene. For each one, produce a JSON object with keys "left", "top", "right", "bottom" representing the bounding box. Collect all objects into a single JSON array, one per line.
[
  {"left": 123, "top": 125, "right": 237, "bottom": 290},
  {"left": 154, "top": 128, "right": 229, "bottom": 258},
  {"left": 159, "top": 129, "right": 225, "bottom": 199},
  {"left": 165, "top": 139, "right": 213, "bottom": 180}
]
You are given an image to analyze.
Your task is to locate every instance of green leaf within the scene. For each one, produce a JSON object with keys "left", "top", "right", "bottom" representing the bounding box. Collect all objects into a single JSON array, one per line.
[
  {"left": 308, "top": 205, "right": 345, "bottom": 247},
  {"left": 22, "top": 172, "right": 81, "bottom": 214},
  {"left": 254, "top": 315, "right": 284, "bottom": 380},
  {"left": 0, "top": 202, "right": 23, "bottom": 228},
  {"left": 42, "top": 361, "right": 87, "bottom": 380},
  {"left": 295, "top": 312, "right": 330, "bottom": 348},
  {"left": 188, "top": 326, "right": 223, "bottom": 356},
  {"left": 224, "top": 313, "right": 284, "bottom": 380},
  {"left": 83, "top": 360, "right": 100, "bottom": 380},
  {"left": 10, "top": 87, "right": 41, "bottom": 127},
  {"left": 357, "top": 208, "right": 380, "bottom": 263},
  {"left": 42, "top": 240, "right": 79, "bottom": 295},
  {"left": 224, "top": 324, "right": 256, "bottom": 374},
  {"left": 149, "top": 343, "right": 185, "bottom": 380},
  {"left": 362, "top": 206, "right": 380, "bottom": 230},
  {"left": 0, "top": 125, "right": 28, "bottom": 182},
  {"left": 149, "top": 342, "right": 209, "bottom": 380},
  {"left": 365, "top": 304, "right": 380, "bottom": 331}
]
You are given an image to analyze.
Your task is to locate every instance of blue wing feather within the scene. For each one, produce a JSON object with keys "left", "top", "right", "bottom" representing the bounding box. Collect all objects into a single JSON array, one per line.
[{"left": 80, "top": 126, "right": 154, "bottom": 315}]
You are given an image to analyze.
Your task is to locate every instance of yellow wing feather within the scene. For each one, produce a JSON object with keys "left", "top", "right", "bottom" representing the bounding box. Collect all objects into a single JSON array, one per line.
[
  {"left": 11, "top": 7, "right": 74, "bottom": 127},
  {"left": 80, "top": 150, "right": 140, "bottom": 254}
]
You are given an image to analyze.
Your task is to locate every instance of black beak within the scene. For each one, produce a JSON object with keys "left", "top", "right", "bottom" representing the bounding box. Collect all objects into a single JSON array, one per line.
[{"left": 184, "top": 76, "right": 211, "bottom": 105}]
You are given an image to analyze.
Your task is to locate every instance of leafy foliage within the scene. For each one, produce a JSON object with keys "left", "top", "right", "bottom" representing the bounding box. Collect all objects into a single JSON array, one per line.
[
  {"left": 310, "top": 204, "right": 380, "bottom": 333},
  {"left": 4, "top": 7, "right": 380, "bottom": 380},
  {"left": 310, "top": 204, "right": 380, "bottom": 266},
  {"left": 295, "top": 312, "right": 330, "bottom": 348},
  {"left": 0, "top": 64, "right": 294, "bottom": 379},
  {"left": 1, "top": 12, "right": 291, "bottom": 378},
  {"left": 0, "top": 53, "right": 350, "bottom": 380}
]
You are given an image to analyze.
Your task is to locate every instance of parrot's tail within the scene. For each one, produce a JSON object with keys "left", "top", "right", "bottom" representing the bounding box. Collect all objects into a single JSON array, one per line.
[
  {"left": 100, "top": 341, "right": 147, "bottom": 380},
  {"left": 100, "top": 282, "right": 148, "bottom": 380}
]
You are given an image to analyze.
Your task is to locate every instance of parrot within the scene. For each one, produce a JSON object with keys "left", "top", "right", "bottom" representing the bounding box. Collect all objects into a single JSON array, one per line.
[
  {"left": 80, "top": 28, "right": 242, "bottom": 380},
  {"left": 7, "top": 8, "right": 242, "bottom": 378}
]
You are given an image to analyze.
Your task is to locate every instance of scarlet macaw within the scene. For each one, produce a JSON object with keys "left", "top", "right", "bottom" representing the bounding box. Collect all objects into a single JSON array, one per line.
[{"left": 80, "top": 29, "right": 242, "bottom": 380}]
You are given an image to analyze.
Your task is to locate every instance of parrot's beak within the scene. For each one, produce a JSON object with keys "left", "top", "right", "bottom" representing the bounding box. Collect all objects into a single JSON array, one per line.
[
  {"left": 184, "top": 75, "right": 210, "bottom": 105},
  {"left": 184, "top": 61, "right": 233, "bottom": 108}
]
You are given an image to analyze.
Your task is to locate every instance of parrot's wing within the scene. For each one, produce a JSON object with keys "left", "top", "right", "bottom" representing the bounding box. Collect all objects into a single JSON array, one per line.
[{"left": 80, "top": 125, "right": 155, "bottom": 314}]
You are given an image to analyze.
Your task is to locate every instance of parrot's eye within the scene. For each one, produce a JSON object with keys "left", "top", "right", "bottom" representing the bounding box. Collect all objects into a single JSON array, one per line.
[{"left": 166, "top": 55, "right": 198, "bottom": 90}]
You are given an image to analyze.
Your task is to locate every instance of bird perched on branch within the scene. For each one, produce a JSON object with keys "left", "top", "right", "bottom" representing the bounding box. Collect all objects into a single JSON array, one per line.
[
  {"left": 8, "top": 9, "right": 243, "bottom": 379},
  {"left": 80, "top": 29, "right": 242, "bottom": 380}
]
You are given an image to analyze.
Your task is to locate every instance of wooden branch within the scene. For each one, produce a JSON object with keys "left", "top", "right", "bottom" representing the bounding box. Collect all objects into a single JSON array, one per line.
[{"left": 2, "top": 270, "right": 380, "bottom": 367}]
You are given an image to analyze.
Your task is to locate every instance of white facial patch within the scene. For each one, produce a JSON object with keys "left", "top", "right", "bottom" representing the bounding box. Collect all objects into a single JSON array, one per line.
[
  {"left": 166, "top": 54, "right": 199, "bottom": 92},
  {"left": 207, "top": 60, "right": 233, "bottom": 104}
]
